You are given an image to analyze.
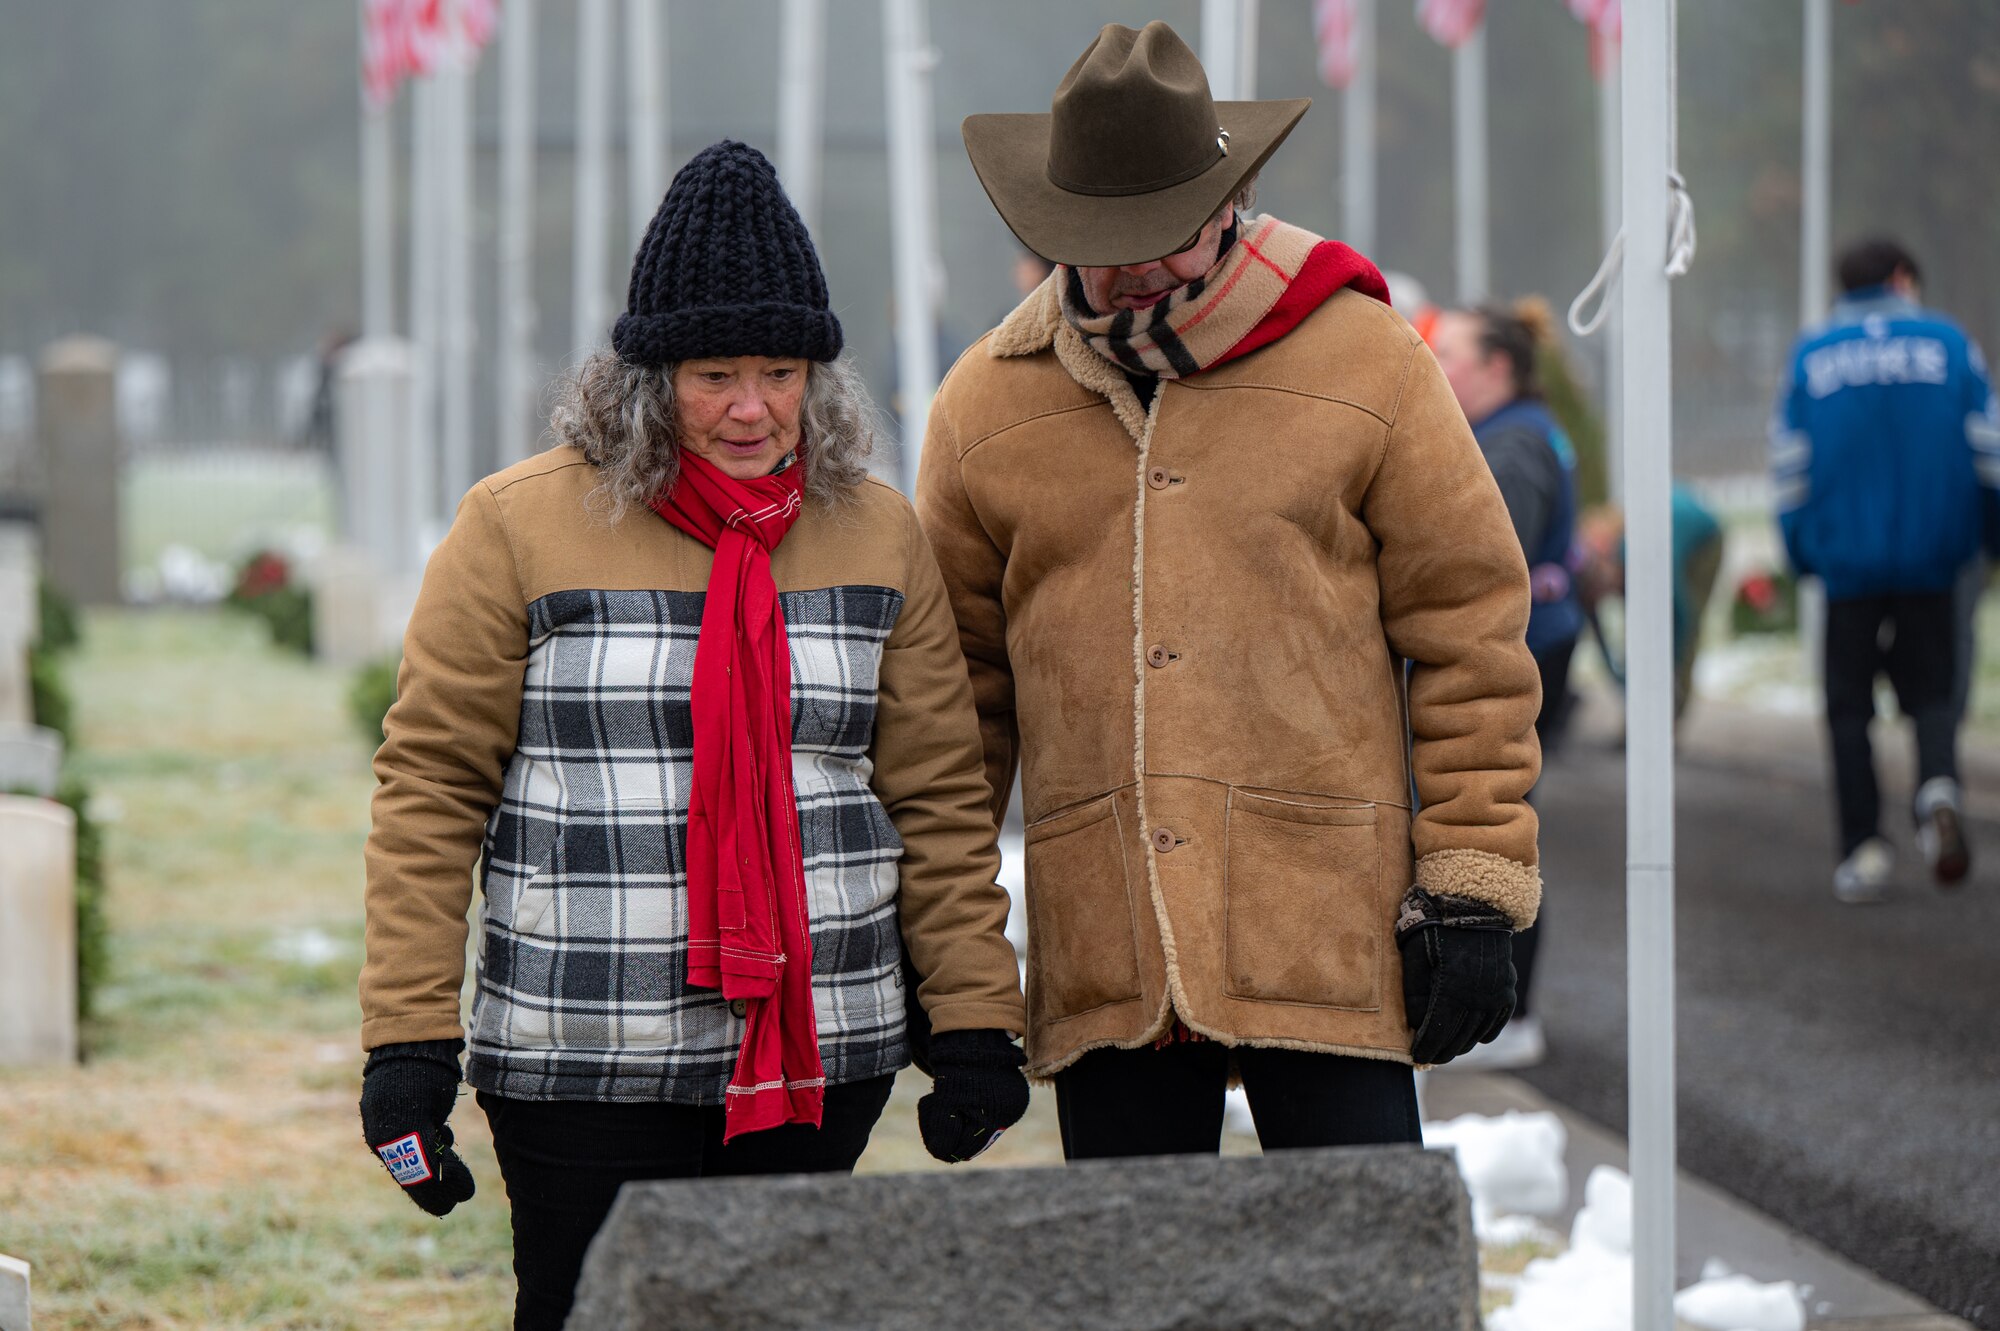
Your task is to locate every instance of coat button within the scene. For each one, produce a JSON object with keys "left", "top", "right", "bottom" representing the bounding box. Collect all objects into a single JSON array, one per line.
[
  {"left": 1146, "top": 644, "right": 1172, "bottom": 668},
  {"left": 729, "top": 998, "right": 748, "bottom": 1018},
  {"left": 1147, "top": 466, "right": 1173, "bottom": 490},
  {"left": 1152, "top": 827, "right": 1178, "bottom": 853}
]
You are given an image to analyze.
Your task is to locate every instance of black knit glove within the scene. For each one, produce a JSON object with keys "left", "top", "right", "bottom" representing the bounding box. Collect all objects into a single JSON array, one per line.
[
  {"left": 1397, "top": 887, "right": 1518, "bottom": 1066},
  {"left": 918, "top": 1029, "right": 1031, "bottom": 1163},
  {"left": 359, "top": 1038, "right": 476, "bottom": 1217}
]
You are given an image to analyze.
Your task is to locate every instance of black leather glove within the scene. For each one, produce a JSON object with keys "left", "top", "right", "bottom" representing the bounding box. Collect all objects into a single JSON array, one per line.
[
  {"left": 1397, "top": 887, "right": 1518, "bottom": 1066},
  {"left": 917, "top": 1029, "right": 1031, "bottom": 1163},
  {"left": 359, "top": 1038, "right": 477, "bottom": 1217}
]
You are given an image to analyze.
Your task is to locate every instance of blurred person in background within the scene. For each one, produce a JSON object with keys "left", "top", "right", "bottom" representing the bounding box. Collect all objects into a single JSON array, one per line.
[
  {"left": 1569, "top": 489, "right": 1724, "bottom": 728},
  {"left": 299, "top": 327, "right": 355, "bottom": 453},
  {"left": 1669, "top": 487, "right": 1724, "bottom": 719},
  {"left": 1433, "top": 299, "right": 1585, "bottom": 756},
  {"left": 357, "top": 141, "right": 1027, "bottom": 1330},
  {"left": 923, "top": 21, "right": 1542, "bottom": 1158},
  {"left": 1771, "top": 236, "right": 2000, "bottom": 904},
  {"left": 1430, "top": 298, "right": 1583, "bottom": 1071}
]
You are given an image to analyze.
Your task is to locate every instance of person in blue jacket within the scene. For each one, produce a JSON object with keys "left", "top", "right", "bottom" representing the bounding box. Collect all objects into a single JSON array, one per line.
[
  {"left": 1772, "top": 237, "right": 2000, "bottom": 903},
  {"left": 1433, "top": 298, "right": 1585, "bottom": 1070},
  {"left": 1435, "top": 299, "right": 1586, "bottom": 750}
]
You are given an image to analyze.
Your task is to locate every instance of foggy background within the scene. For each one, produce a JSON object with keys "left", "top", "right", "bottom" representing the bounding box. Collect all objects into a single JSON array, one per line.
[{"left": 3, "top": 0, "right": 1997, "bottom": 481}]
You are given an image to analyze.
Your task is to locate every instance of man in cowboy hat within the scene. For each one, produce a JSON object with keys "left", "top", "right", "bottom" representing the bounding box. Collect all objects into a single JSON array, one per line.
[{"left": 915, "top": 21, "right": 1543, "bottom": 1158}]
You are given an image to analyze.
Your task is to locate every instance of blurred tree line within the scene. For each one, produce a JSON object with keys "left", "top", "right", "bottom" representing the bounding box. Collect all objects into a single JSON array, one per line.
[{"left": 0, "top": 1, "right": 1995, "bottom": 474}]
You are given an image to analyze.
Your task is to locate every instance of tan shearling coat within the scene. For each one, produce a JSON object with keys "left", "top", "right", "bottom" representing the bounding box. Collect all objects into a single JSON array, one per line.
[{"left": 914, "top": 274, "right": 1542, "bottom": 1078}]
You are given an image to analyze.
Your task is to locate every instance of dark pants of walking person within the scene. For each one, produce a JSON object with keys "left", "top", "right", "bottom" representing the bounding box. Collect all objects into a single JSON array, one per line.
[
  {"left": 479, "top": 1075, "right": 895, "bottom": 1331},
  {"left": 1951, "top": 557, "right": 1985, "bottom": 728},
  {"left": 1510, "top": 633, "right": 1579, "bottom": 1021},
  {"left": 1053, "top": 1040, "right": 1420, "bottom": 1159},
  {"left": 1531, "top": 635, "right": 1579, "bottom": 757},
  {"left": 1824, "top": 591, "right": 1960, "bottom": 857}
]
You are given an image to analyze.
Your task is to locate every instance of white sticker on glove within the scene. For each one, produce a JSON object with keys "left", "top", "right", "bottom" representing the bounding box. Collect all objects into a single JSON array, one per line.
[
  {"left": 964, "top": 1127, "right": 1005, "bottom": 1161},
  {"left": 377, "top": 1132, "right": 434, "bottom": 1186}
]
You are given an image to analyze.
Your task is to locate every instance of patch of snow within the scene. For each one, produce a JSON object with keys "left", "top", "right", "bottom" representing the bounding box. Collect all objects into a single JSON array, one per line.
[
  {"left": 268, "top": 927, "right": 345, "bottom": 966},
  {"left": 1424, "top": 1110, "right": 1568, "bottom": 1235},
  {"left": 1693, "top": 636, "right": 1820, "bottom": 717},
  {"left": 156, "top": 544, "right": 232, "bottom": 604},
  {"left": 1223, "top": 1086, "right": 1256, "bottom": 1137},
  {"left": 1478, "top": 1213, "right": 1562, "bottom": 1249},
  {"left": 1673, "top": 1273, "right": 1806, "bottom": 1331},
  {"left": 1486, "top": 1165, "right": 1634, "bottom": 1331},
  {"left": 1569, "top": 1164, "right": 1632, "bottom": 1255},
  {"left": 1488, "top": 1241, "right": 1632, "bottom": 1331}
]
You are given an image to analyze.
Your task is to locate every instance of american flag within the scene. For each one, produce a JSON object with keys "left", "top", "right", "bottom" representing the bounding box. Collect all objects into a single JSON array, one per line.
[
  {"left": 1415, "top": 0, "right": 1484, "bottom": 49},
  {"left": 1313, "top": 0, "right": 1360, "bottom": 89},
  {"left": 361, "top": 0, "right": 499, "bottom": 106},
  {"left": 1568, "top": 0, "right": 1621, "bottom": 42},
  {"left": 460, "top": 0, "right": 501, "bottom": 52}
]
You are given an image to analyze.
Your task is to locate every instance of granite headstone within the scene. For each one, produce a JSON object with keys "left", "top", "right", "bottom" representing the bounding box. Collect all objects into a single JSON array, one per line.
[{"left": 567, "top": 1145, "right": 1478, "bottom": 1331}]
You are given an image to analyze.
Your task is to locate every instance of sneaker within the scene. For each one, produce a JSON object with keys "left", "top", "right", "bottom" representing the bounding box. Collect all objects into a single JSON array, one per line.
[
  {"left": 1915, "top": 776, "right": 1971, "bottom": 889},
  {"left": 1438, "top": 1015, "right": 1546, "bottom": 1072},
  {"left": 1833, "top": 837, "right": 1894, "bottom": 904}
]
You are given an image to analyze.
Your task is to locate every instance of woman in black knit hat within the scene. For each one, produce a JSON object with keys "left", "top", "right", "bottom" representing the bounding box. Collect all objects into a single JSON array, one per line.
[{"left": 356, "top": 140, "right": 1029, "bottom": 1331}]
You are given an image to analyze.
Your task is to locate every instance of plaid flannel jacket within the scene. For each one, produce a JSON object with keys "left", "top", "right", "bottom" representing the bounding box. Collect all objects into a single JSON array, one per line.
[{"left": 360, "top": 450, "right": 1026, "bottom": 1102}]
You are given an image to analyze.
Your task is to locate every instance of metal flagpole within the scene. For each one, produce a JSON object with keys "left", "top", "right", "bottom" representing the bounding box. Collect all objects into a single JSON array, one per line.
[
  {"left": 1621, "top": 1, "right": 1679, "bottom": 1324},
  {"left": 407, "top": 73, "right": 441, "bottom": 539},
  {"left": 1800, "top": 0, "right": 1831, "bottom": 326},
  {"left": 1234, "top": 0, "right": 1260, "bottom": 99},
  {"left": 1201, "top": 0, "right": 1243, "bottom": 100},
  {"left": 438, "top": 19, "right": 475, "bottom": 508},
  {"left": 777, "top": 0, "right": 827, "bottom": 232},
  {"left": 573, "top": 0, "right": 614, "bottom": 357},
  {"left": 882, "top": 0, "right": 939, "bottom": 497},
  {"left": 498, "top": 0, "right": 538, "bottom": 465},
  {"left": 1452, "top": 20, "right": 1490, "bottom": 302},
  {"left": 1192, "top": 0, "right": 1256, "bottom": 100},
  {"left": 359, "top": 3, "right": 394, "bottom": 342},
  {"left": 1798, "top": 0, "right": 1831, "bottom": 685},
  {"left": 1598, "top": 24, "right": 1623, "bottom": 500},
  {"left": 625, "top": 0, "right": 667, "bottom": 246},
  {"left": 1341, "top": 0, "right": 1376, "bottom": 257}
]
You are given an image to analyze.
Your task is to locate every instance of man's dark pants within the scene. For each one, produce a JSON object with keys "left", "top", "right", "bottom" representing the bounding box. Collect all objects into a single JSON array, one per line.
[
  {"left": 1054, "top": 1042, "right": 1420, "bottom": 1158},
  {"left": 1823, "top": 590, "right": 1960, "bottom": 857}
]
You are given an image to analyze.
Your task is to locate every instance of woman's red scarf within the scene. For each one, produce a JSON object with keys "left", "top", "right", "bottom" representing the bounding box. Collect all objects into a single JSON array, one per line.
[{"left": 649, "top": 452, "right": 824, "bottom": 1140}]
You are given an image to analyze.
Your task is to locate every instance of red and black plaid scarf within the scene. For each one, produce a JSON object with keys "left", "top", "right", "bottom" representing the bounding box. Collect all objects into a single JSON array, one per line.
[{"left": 1058, "top": 214, "right": 1390, "bottom": 380}]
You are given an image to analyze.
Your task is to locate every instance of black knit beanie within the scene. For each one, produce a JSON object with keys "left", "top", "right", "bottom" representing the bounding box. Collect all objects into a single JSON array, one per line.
[{"left": 612, "top": 140, "right": 844, "bottom": 367}]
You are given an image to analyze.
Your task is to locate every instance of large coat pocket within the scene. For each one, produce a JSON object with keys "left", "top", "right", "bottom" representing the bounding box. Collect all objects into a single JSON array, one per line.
[
  {"left": 1223, "top": 790, "right": 1382, "bottom": 1010},
  {"left": 1025, "top": 793, "right": 1143, "bottom": 1022}
]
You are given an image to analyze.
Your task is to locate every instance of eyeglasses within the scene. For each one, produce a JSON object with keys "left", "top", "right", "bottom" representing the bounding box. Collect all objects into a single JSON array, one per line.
[{"left": 1158, "top": 199, "right": 1234, "bottom": 261}]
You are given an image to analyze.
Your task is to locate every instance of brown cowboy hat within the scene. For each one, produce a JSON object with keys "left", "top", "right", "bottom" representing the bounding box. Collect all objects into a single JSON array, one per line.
[{"left": 962, "top": 21, "right": 1309, "bottom": 268}]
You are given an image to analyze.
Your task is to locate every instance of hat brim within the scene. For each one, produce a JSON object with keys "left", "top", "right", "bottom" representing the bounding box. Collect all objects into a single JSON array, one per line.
[{"left": 962, "top": 98, "right": 1310, "bottom": 268}]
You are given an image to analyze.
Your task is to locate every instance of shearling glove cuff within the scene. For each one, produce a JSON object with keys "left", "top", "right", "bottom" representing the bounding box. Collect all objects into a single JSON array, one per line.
[
  {"left": 1396, "top": 887, "right": 1517, "bottom": 1066},
  {"left": 359, "top": 1038, "right": 476, "bottom": 1217},
  {"left": 918, "top": 1029, "right": 1030, "bottom": 1163}
]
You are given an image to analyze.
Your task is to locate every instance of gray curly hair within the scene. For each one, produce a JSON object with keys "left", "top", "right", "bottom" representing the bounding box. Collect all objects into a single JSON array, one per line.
[{"left": 549, "top": 351, "right": 879, "bottom": 520}]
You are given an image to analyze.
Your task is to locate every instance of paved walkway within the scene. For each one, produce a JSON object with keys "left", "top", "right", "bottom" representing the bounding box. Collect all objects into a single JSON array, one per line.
[
  {"left": 1422, "top": 1068, "right": 1973, "bottom": 1330},
  {"left": 1502, "top": 688, "right": 1997, "bottom": 1328}
]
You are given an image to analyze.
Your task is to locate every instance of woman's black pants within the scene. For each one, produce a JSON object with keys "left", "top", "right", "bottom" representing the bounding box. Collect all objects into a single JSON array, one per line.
[
  {"left": 1053, "top": 1040, "right": 1421, "bottom": 1159},
  {"left": 478, "top": 1075, "right": 894, "bottom": 1331}
]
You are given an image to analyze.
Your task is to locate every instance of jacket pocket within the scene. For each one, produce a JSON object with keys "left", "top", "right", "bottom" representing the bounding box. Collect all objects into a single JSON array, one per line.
[
  {"left": 1025, "top": 793, "right": 1143, "bottom": 1022},
  {"left": 1223, "top": 790, "right": 1382, "bottom": 1010}
]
